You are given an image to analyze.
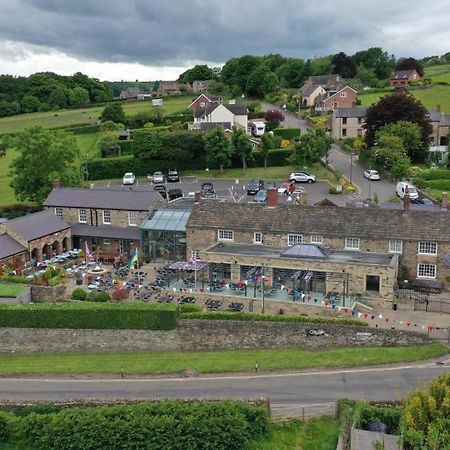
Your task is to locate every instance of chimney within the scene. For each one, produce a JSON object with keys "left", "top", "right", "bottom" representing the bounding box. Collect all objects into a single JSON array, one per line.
[
  {"left": 52, "top": 179, "right": 60, "bottom": 189},
  {"left": 194, "top": 191, "right": 201, "bottom": 203},
  {"left": 267, "top": 188, "right": 278, "bottom": 207},
  {"left": 403, "top": 186, "right": 410, "bottom": 215},
  {"left": 442, "top": 192, "right": 448, "bottom": 210}
]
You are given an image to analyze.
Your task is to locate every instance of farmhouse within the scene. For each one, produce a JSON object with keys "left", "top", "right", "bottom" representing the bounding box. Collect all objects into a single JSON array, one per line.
[{"left": 389, "top": 70, "right": 421, "bottom": 87}]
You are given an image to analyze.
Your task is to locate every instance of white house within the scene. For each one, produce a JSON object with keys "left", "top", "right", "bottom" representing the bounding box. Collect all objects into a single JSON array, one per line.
[{"left": 193, "top": 102, "right": 248, "bottom": 131}]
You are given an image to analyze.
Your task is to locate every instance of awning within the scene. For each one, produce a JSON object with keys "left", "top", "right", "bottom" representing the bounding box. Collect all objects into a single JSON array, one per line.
[
  {"left": 70, "top": 224, "right": 140, "bottom": 241},
  {"left": 169, "top": 261, "right": 208, "bottom": 271}
]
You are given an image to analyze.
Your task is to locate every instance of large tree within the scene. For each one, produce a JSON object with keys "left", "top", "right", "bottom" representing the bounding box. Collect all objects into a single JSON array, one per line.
[
  {"left": 364, "top": 93, "right": 432, "bottom": 161},
  {"left": 231, "top": 127, "right": 253, "bottom": 173},
  {"left": 289, "top": 128, "right": 333, "bottom": 167},
  {"left": 352, "top": 47, "right": 395, "bottom": 80},
  {"left": 395, "top": 57, "right": 424, "bottom": 77},
  {"left": 99, "top": 103, "right": 126, "bottom": 124},
  {"left": 259, "top": 133, "right": 278, "bottom": 168},
  {"left": 276, "top": 58, "right": 306, "bottom": 88},
  {"left": 202, "top": 127, "right": 233, "bottom": 175},
  {"left": 178, "top": 65, "right": 216, "bottom": 84},
  {"left": 9, "top": 126, "right": 81, "bottom": 204},
  {"left": 246, "top": 64, "right": 279, "bottom": 97},
  {"left": 332, "top": 52, "right": 357, "bottom": 78}
]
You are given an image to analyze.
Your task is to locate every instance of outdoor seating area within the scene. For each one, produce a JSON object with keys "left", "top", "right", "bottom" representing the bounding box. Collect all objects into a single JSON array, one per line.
[
  {"left": 228, "top": 302, "right": 244, "bottom": 312},
  {"left": 206, "top": 299, "right": 223, "bottom": 311}
]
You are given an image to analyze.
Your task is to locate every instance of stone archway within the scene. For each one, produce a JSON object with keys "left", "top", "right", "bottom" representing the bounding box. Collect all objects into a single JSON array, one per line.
[
  {"left": 62, "top": 237, "right": 69, "bottom": 252},
  {"left": 42, "top": 243, "right": 52, "bottom": 260},
  {"left": 31, "top": 247, "right": 43, "bottom": 263}
]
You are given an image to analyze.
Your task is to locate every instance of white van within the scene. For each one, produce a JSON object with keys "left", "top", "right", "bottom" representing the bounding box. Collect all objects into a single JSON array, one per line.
[
  {"left": 396, "top": 181, "right": 419, "bottom": 200},
  {"left": 251, "top": 121, "right": 266, "bottom": 137}
]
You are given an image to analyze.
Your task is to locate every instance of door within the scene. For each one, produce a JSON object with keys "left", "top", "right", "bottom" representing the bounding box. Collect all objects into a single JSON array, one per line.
[{"left": 366, "top": 275, "right": 380, "bottom": 292}]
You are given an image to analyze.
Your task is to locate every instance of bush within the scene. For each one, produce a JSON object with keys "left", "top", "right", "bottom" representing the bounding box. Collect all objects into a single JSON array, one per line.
[
  {"left": 179, "top": 303, "right": 202, "bottom": 313},
  {"left": 421, "top": 169, "right": 450, "bottom": 180},
  {"left": 93, "top": 292, "right": 111, "bottom": 303},
  {"left": 111, "top": 288, "right": 129, "bottom": 301},
  {"left": 0, "top": 303, "right": 178, "bottom": 330},
  {"left": 118, "top": 140, "right": 133, "bottom": 156},
  {"left": 328, "top": 186, "right": 342, "bottom": 195},
  {"left": 181, "top": 311, "right": 366, "bottom": 326},
  {"left": 273, "top": 128, "right": 300, "bottom": 140},
  {"left": 353, "top": 402, "right": 402, "bottom": 435},
  {"left": 0, "top": 411, "right": 14, "bottom": 443},
  {"left": 0, "top": 275, "right": 31, "bottom": 285},
  {"left": 15, "top": 401, "right": 269, "bottom": 450},
  {"left": 423, "top": 179, "right": 450, "bottom": 190},
  {"left": 71, "top": 288, "right": 87, "bottom": 301}
]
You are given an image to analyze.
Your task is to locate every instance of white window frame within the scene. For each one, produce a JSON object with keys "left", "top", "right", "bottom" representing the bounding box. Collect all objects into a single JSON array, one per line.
[
  {"left": 288, "top": 234, "right": 303, "bottom": 246},
  {"left": 345, "top": 237, "right": 360, "bottom": 250},
  {"left": 78, "top": 208, "right": 87, "bottom": 223},
  {"left": 54, "top": 207, "right": 63, "bottom": 219},
  {"left": 218, "top": 230, "right": 234, "bottom": 241},
  {"left": 119, "top": 241, "right": 124, "bottom": 253},
  {"left": 128, "top": 211, "right": 138, "bottom": 227},
  {"left": 253, "top": 232, "right": 263, "bottom": 244},
  {"left": 417, "top": 263, "right": 436, "bottom": 279},
  {"left": 418, "top": 241, "right": 437, "bottom": 255},
  {"left": 389, "top": 239, "right": 403, "bottom": 254},
  {"left": 191, "top": 250, "right": 200, "bottom": 260},
  {"left": 340, "top": 91, "right": 348, "bottom": 98},
  {"left": 103, "top": 239, "right": 111, "bottom": 245},
  {"left": 310, "top": 235, "right": 323, "bottom": 244},
  {"left": 103, "top": 209, "right": 111, "bottom": 225}
]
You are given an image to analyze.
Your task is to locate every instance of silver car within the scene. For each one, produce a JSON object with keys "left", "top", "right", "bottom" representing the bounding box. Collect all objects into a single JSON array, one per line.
[
  {"left": 289, "top": 172, "right": 316, "bottom": 184},
  {"left": 122, "top": 172, "right": 135, "bottom": 185},
  {"left": 151, "top": 171, "right": 165, "bottom": 184}
]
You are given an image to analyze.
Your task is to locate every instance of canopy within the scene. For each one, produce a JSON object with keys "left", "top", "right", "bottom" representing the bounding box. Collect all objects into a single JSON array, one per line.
[{"left": 169, "top": 261, "right": 208, "bottom": 271}]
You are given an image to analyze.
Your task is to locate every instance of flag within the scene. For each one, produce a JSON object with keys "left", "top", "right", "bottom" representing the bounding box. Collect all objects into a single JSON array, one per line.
[
  {"left": 128, "top": 248, "right": 138, "bottom": 269},
  {"left": 187, "top": 252, "right": 197, "bottom": 265},
  {"left": 85, "top": 242, "right": 94, "bottom": 262}
]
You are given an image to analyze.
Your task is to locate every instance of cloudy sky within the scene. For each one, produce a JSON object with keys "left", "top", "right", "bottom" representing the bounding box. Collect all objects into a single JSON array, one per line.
[{"left": 1, "top": 0, "right": 449, "bottom": 81}]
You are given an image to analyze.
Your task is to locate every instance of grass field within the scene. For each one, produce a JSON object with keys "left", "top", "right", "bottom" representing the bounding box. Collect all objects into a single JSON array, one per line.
[
  {"left": 0, "top": 148, "right": 19, "bottom": 206},
  {"left": 0, "top": 284, "right": 28, "bottom": 298},
  {"left": 424, "top": 63, "right": 450, "bottom": 77},
  {"left": 0, "top": 96, "right": 191, "bottom": 135},
  {"left": 0, "top": 344, "right": 445, "bottom": 375}
]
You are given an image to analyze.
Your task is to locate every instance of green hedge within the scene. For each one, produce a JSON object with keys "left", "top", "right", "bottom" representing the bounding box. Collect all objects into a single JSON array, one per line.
[
  {"left": 181, "top": 311, "right": 367, "bottom": 326},
  {"left": 0, "top": 303, "right": 178, "bottom": 330},
  {"left": 353, "top": 402, "right": 402, "bottom": 435},
  {"left": 0, "top": 401, "right": 269, "bottom": 450},
  {"left": 252, "top": 148, "right": 293, "bottom": 167},
  {"left": 0, "top": 275, "right": 31, "bottom": 285},
  {"left": 118, "top": 140, "right": 133, "bottom": 156},
  {"left": 179, "top": 303, "right": 202, "bottom": 313},
  {"left": 273, "top": 128, "right": 300, "bottom": 140},
  {"left": 421, "top": 169, "right": 450, "bottom": 180},
  {"left": 423, "top": 179, "right": 450, "bottom": 190}
]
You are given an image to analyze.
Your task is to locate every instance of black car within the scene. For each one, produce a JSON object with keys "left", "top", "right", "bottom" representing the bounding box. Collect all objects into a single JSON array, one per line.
[
  {"left": 201, "top": 182, "right": 215, "bottom": 197},
  {"left": 247, "top": 179, "right": 264, "bottom": 195},
  {"left": 168, "top": 188, "right": 183, "bottom": 201},
  {"left": 153, "top": 185, "right": 167, "bottom": 199},
  {"left": 167, "top": 169, "right": 180, "bottom": 182}
]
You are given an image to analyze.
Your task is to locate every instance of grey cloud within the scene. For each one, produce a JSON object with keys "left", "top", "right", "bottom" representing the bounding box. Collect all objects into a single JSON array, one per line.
[{"left": 1, "top": 0, "right": 449, "bottom": 67}]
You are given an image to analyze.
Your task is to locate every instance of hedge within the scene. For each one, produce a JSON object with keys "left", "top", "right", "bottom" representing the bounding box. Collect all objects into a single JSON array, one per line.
[
  {"left": 0, "top": 303, "right": 178, "bottom": 330},
  {"left": 353, "top": 402, "right": 402, "bottom": 435},
  {"left": 181, "top": 311, "right": 367, "bottom": 326},
  {"left": 273, "top": 128, "right": 300, "bottom": 140},
  {"left": 422, "top": 179, "right": 450, "bottom": 190},
  {"left": 0, "top": 401, "right": 269, "bottom": 450},
  {"left": 421, "top": 169, "right": 450, "bottom": 180},
  {"left": 252, "top": 148, "right": 293, "bottom": 167},
  {"left": 0, "top": 275, "right": 31, "bottom": 285},
  {"left": 118, "top": 140, "right": 133, "bottom": 156}
]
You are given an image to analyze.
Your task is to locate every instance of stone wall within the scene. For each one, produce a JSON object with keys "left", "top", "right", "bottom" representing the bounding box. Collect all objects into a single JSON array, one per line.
[
  {"left": 0, "top": 319, "right": 430, "bottom": 354},
  {"left": 0, "top": 286, "right": 31, "bottom": 304},
  {"left": 31, "top": 284, "right": 67, "bottom": 302}
]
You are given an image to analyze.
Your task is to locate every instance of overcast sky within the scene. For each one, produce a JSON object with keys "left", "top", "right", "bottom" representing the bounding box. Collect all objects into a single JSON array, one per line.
[{"left": 1, "top": 0, "right": 449, "bottom": 81}]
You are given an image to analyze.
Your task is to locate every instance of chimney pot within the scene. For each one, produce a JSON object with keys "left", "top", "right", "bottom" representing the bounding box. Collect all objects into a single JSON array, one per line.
[
  {"left": 403, "top": 186, "right": 410, "bottom": 215},
  {"left": 266, "top": 188, "right": 278, "bottom": 207},
  {"left": 52, "top": 179, "right": 60, "bottom": 189},
  {"left": 442, "top": 192, "right": 448, "bottom": 210}
]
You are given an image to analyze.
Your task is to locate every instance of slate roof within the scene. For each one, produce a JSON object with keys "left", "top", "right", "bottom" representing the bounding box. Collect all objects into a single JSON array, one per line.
[
  {"left": 70, "top": 224, "right": 141, "bottom": 241},
  {"left": 300, "top": 83, "right": 322, "bottom": 97},
  {"left": 44, "top": 188, "right": 160, "bottom": 211},
  {"left": 187, "top": 202, "right": 450, "bottom": 242},
  {"left": 427, "top": 110, "right": 450, "bottom": 125},
  {"left": 4, "top": 211, "right": 70, "bottom": 242},
  {"left": 335, "top": 108, "right": 367, "bottom": 118},
  {"left": 390, "top": 70, "right": 418, "bottom": 80},
  {"left": 194, "top": 103, "right": 248, "bottom": 119},
  {"left": 224, "top": 104, "right": 248, "bottom": 115},
  {"left": 0, "top": 233, "right": 27, "bottom": 259}
]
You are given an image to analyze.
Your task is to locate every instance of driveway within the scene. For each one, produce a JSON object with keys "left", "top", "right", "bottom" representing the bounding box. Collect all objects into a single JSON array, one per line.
[{"left": 261, "top": 102, "right": 310, "bottom": 133}]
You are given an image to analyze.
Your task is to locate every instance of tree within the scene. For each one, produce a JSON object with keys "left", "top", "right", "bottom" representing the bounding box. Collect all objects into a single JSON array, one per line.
[
  {"left": 260, "top": 133, "right": 277, "bottom": 168},
  {"left": 21, "top": 95, "right": 41, "bottom": 113},
  {"left": 289, "top": 128, "right": 333, "bottom": 167},
  {"left": 0, "top": 100, "right": 20, "bottom": 117},
  {"left": 390, "top": 154, "right": 411, "bottom": 180},
  {"left": 48, "top": 85, "right": 69, "bottom": 109},
  {"left": 364, "top": 93, "right": 432, "bottom": 161},
  {"left": 0, "top": 139, "right": 6, "bottom": 158},
  {"left": 401, "top": 373, "right": 450, "bottom": 450},
  {"left": 100, "top": 120, "right": 124, "bottom": 133},
  {"left": 9, "top": 126, "right": 81, "bottom": 204},
  {"left": 69, "top": 86, "right": 90, "bottom": 107},
  {"left": 246, "top": 64, "right": 279, "bottom": 97},
  {"left": 265, "top": 110, "right": 285, "bottom": 130},
  {"left": 98, "top": 132, "right": 120, "bottom": 157},
  {"left": 178, "top": 65, "right": 216, "bottom": 84},
  {"left": 99, "top": 103, "right": 126, "bottom": 124},
  {"left": 395, "top": 57, "right": 424, "bottom": 77},
  {"left": 352, "top": 47, "right": 395, "bottom": 80},
  {"left": 202, "top": 127, "right": 233, "bottom": 175},
  {"left": 207, "top": 80, "right": 228, "bottom": 95},
  {"left": 332, "top": 52, "right": 357, "bottom": 78},
  {"left": 356, "top": 64, "right": 378, "bottom": 87},
  {"left": 231, "top": 127, "right": 253, "bottom": 173},
  {"left": 276, "top": 58, "right": 306, "bottom": 88}
]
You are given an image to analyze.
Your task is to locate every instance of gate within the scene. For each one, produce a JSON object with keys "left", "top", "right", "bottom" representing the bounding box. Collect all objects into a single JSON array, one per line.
[
  {"left": 428, "top": 327, "right": 450, "bottom": 342},
  {"left": 414, "top": 299, "right": 450, "bottom": 314}
]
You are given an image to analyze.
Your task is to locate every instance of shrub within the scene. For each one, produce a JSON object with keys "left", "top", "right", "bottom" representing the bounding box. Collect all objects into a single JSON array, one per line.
[
  {"left": 423, "top": 179, "right": 450, "bottom": 190},
  {"left": 71, "top": 288, "right": 87, "bottom": 301},
  {"left": 93, "top": 292, "right": 111, "bottom": 303},
  {"left": 329, "top": 186, "right": 342, "bottom": 195},
  {"left": 353, "top": 402, "right": 402, "bottom": 435},
  {"left": 0, "top": 303, "right": 178, "bottom": 330},
  {"left": 0, "top": 275, "right": 31, "bottom": 285},
  {"left": 47, "top": 276, "right": 62, "bottom": 287},
  {"left": 111, "top": 288, "right": 129, "bottom": 301},
  {"left": 421, "top": 169, "right": 450, "bottom": 180},
  {"left": 273, "top": 128, "right": 300, "bottom": 140},
  {"left": 179, "top": 303, "right": 202, "bottom": 313},
  {"left": 0, "top": 412, "right": 14, "bottom": 443},
  {"left": 118, "top": 140, "right": 133, "bottom": 156}
]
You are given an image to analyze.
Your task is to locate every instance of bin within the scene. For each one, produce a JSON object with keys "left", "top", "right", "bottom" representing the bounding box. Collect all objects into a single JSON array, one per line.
[{"left": 392, "top": 302, "right": 397, "bottom": 311}]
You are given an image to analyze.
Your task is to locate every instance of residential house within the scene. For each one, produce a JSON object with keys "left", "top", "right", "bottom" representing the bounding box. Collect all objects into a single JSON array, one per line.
[
  {"left": 192, "top": 102, "right": 248, "bottom": 131},
  {"left": 186, "top": 192, "right": 450, "bottom": 297},
  {"left": 315, "top": 86, "right": 358, "bottom": 113},
  {"left": 428, "top": 109, "right": 450, "bottom": 163},
  {"left": 299, "top": 83, "right": 326, "bottom": 107},
  {"left": 155, "top": 81, "right": 191, "bottom": 97},
  {"left": 303, "top": 74, "right": 344, "bottom": 89},
  {"left": 119, "top": 88, "right": 141, "bottom": 100},
  {"left": 192, "top": 80, "right": 214, "bottom": 93},
  {"left": 188, "top": 93, "right": 222, "bottom": 112},
  {"left": 389, "top": 70, "right": 421, "bottom": 87},
  {"left": 331, "top": 108, "right": 367, "bottom": 139},
  {"left": 43, "top": 187, "right": 165, "bottom": 258}
]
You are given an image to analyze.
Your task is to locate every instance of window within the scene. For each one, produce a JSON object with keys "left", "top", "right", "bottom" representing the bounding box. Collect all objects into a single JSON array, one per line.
[
  {"left": 340, "top": 91, "right": 348, "bottom": 98},
  {"left": 342, "top": 117, "right": 347, "bottom": 125},
  {"left": 288, "top": 234, "right": 303, "bottom": 246},
  {"left": 417, "top": 263, "right": 436, "bottom": 278},
  {"left": 103, "top": 239, "right": 111, "bottom": 245},
  {"left": 103, "top": 209, "right": 111, "bottom": 224},
  {"left": 440, "top": 136, "right": 447, "bottom": 146},
  {"left": 128, "top": 211, "right": 138, "bottom": 226},
  {"left": 389, "top": 239, "right": 403, "bottom": 253},
  {"left": 430, "top": 136, "right": 435, "bottom": 145},
  {"left": 342, "top": 128, "right": 347, "bottom": 137},
  {"left": 358, "top": 117, "right": 363, "bottom": 125},
  {"left": 218, "top": 230, "right": 234, "bottom": 241},
  {"left": 345, "top": 237, "right": 360, "bottom": 250},
  {"left": 191, "top": 250, "right": 200, "bottom": 260},
  {"left": 418, "top": 241, "right": 437, "bottom": 255},
  {"left": 54, "top": 207, "right": 63, "bottom": 219},
  {"left": 253, "top": 232, "right": 263, "bottom": 244},
  {"left": 310, "top": 235, "right": 323, "bottom": 244},
  {"left": 119, "top": 241, "right": 124, "bottom": 253},
  {"left": 357, "top": 129, "right": 363, "bottom": 137},
  {"left": 78, "top": 208, "right": 87, "bottom": 223}
]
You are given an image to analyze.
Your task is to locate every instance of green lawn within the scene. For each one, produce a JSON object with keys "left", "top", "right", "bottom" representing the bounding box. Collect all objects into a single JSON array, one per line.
[
  {"left": 0, "top": 147, "right": 20, "bottom": 206},
  {"left": 424, "top": 64, "right": 450, "bottom": 77},
  {"left": 75, "top": 131, "right": 100, "bottom": 159},
  {"left": 0, "top": 284, "right": 28, "bottom": 298},
  {"left": 0, "top": 344, "right": 445, "bottom": 375},
  {"left": 358, "top": 88, "right": 394, "bottom": 107},
  {"left": 246, "top": 417, "right": 340, "bottom": 450},
  {"left": 0, "top": 96, "right": 191, "bottom": 135}
]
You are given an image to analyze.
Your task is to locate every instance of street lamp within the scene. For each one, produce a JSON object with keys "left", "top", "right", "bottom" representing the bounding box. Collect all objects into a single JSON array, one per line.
[{"left": 350, "top": 152, "right": 355, "bottom": 185}]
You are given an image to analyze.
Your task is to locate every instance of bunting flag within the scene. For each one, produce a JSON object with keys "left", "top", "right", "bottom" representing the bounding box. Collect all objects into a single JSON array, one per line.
[
  {"left": 172, "top": 288, "right": 177, "bottom": 292},
  {"left": 307, "top": 295, "right": 312, "bottom": 301},
  {"left": 85, "top": 242, "right": 95, "bottom": 262},
  {"left": 364, "top": 313, "right": 369, "bottom": 319},
  {"left": 332, "top": 304, "right": 336, "bottom": 309},
  {"left": 378, "top": 314, "right": 383, "bottom": 319},
  {"left": 357, "top": 312, "right": 362, "bottom": 318}
]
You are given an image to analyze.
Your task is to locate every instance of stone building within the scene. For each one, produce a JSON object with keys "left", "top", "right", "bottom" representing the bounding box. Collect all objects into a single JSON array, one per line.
[
  {"left": 0, "top": 232, "right": 27, "bottom": 275},
  {"left": 186, "top": 191, "right": 450, "bottom": 297},
  {"left": 44, "top": 187, "right": 164, "bottom": 258},
  {"left": 330, "top": 107, "right": 367, "bottom": 139}
]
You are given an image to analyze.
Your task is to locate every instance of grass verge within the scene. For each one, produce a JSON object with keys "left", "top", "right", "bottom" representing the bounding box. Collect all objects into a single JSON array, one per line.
[
  {"left": 0, "top": 284, "right": 28, "bottom": 298},
  {"left": 0, "top": 344, "right": 445, "bottom": 376}
]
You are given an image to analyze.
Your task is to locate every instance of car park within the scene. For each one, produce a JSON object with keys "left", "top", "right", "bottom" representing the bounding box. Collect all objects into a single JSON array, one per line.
[
  {"left": 122, "top": 172, "right": 135, "bottom": 185},
  {"left": 150, "top": 171, "right": 165, "bottom": 184},
  {"left": 154, "top": 185, "right": 167, "bottom": 199},
  {"left": 364, "top": 170, "right": 380, "bottom": 181},
  {"left": 289, "top": 172, "right": 316, "bottom": 183},
  {"left": 254, "top": 189, "right": 267, "bottom": 203},
  {"left": 167, "top": 169, "right": 180, "bottom": 182},
  {"left": 168, "top": 188, "right": 183, "bottom": 201},
  {"left": 247, "top": 179, "right": 264, "bottom": 195}
]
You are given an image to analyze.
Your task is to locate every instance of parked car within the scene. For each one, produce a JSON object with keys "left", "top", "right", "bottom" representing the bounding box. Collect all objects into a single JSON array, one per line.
[
  {"left": 364, "top": 170, "right": 380, "bottom": 181},
  {"left": 168, "top": 188, "right": 183, "bottom": 201},
  {"left": 122, "top": 172, "right": 135, "bottom": 185},
  {"left": 154, "top": 185, "right": 167, "bottom": 199},
  {"left": 201, "top": 182, "right": 215, "bottom": 197},
  {"left": 254, "top": 189, "right": 267, "bottom": 203},
  {"left": 289, "top": 172, "right": 316, "bottom": 183},
  {"left": 278, "top": 182, "right": 305, "bottom": 195},
  {"left": 167, "top": 169, "right": 180, "bottom": 182},
  {"left": 247, "top": 179, "right": 264, "bottom": 195},
  {"left": 396, "top": 181, "right": 419, "bottom": 200},
  {"left": 150, "top": 171, "right": 165, "bottom": 184}
]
